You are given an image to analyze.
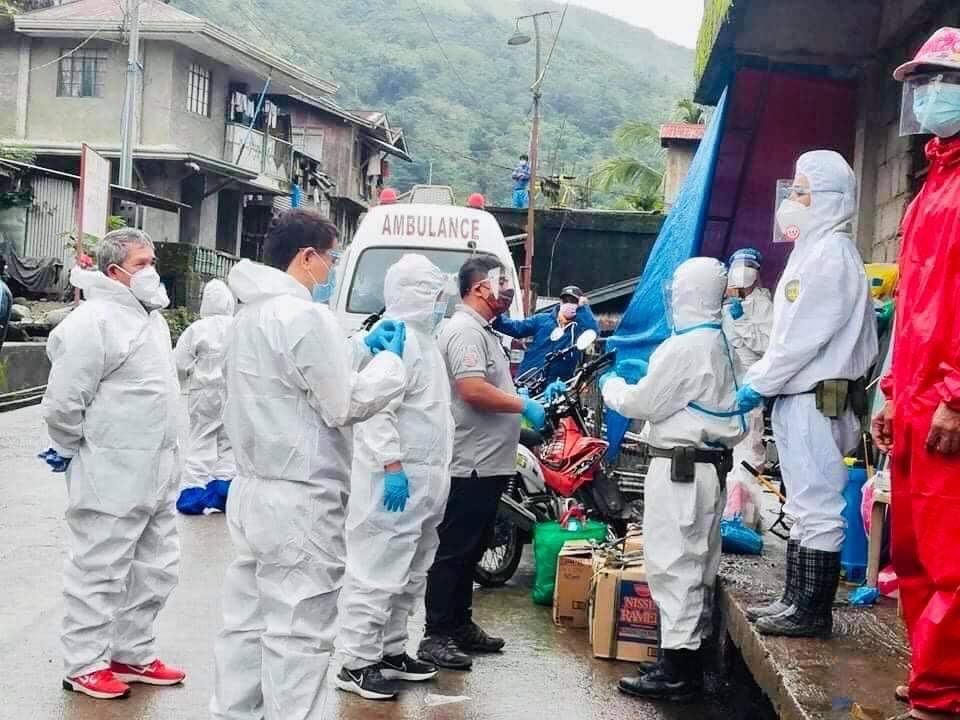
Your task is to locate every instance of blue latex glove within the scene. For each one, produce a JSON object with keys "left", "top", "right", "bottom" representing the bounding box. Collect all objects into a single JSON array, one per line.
[
  {"left": 383, "top": 468, "right": 410, "bottom": 512},
  {"left": 379, "top": 321, "right": 407, "bottom": 359},
  {"left": 38, "top": 447, "right": 57, "bottom": 461},
  {"left": 521, "top": 398, "right": 547, "bottom": 431},
  {"left": 544, "top": 379, "right": 567, "bottom": 403},
  {"left": 364, "top": 319, "right": 405, "bottom": 357},
  {"left": 44, "top": 451, "right": 71, "bottom": 473},
  {"left": 517, "top": 386, "right": 530, "bottom": 399},
  {"left": 615, "top": 358, "right": 649, "bottom": 384},
  {"left": 728, "top": 297, "right": 744, "bottom": 320},
  {"left": 736, "top": 384, "right": 764, "bottom": 413}
]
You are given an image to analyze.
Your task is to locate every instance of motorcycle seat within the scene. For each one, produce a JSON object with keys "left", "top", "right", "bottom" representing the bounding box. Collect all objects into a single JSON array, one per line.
[{"left": 519, "top": 428, "right": 544, "bottom": 449}]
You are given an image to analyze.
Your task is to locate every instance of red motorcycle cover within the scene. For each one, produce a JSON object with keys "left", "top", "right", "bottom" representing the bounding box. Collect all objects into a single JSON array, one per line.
[{"left": 539, "top": 417, "right": 608, "bottom": 497}]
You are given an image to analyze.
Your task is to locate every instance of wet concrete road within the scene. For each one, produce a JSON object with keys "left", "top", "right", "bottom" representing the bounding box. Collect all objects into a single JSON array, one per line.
[{"left": 0, "top": 401, "right": 741, "bottom": 719}]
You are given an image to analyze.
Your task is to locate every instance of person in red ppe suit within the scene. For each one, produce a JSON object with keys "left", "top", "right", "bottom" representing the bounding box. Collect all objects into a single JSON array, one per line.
[{"left": 873, "top": 28, "right": 960, "bottom": 720}]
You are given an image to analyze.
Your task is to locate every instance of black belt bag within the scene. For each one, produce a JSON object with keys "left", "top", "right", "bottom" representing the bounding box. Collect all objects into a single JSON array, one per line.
[{"left": 648, "top": 446, "right": 733, "bottom": 491}]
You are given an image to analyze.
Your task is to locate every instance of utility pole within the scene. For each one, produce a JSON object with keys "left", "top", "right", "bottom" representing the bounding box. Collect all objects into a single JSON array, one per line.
[
  {"left": 428, "top": 159, "right": 434, "bottom": 184},
  {"left": 118, "top": 0, "right": 141, "bottom": 188},
  {"left": 525, "top": 13, "right": 542, "bottom": 315},
  {"left": 509, "top": 10, "right": 553, "bottom": 314}
]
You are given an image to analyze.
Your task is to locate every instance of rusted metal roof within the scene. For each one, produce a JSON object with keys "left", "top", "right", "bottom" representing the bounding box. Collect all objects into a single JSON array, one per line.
[{"left": 659, "top": 122, "right": 706, "bottom": 145}]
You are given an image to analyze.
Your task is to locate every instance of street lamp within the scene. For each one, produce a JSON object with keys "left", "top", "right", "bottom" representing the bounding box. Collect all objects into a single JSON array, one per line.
[
  {"left": 508, "top": 22, "right": 531, "bottom": 46},
  {"left": 509, "top": 11, "right": 550, "bottom": 314}
]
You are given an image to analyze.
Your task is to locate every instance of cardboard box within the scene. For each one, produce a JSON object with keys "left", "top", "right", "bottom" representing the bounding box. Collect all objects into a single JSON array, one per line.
[
  {"left": 589, "top": 562, "right": 659, "bottom": 662},
  {"left": 553, "top": 540, "right": 595, "bottom": 628},
  {"left": 623, "top": 526, "right": 644, "bottom": 555}
]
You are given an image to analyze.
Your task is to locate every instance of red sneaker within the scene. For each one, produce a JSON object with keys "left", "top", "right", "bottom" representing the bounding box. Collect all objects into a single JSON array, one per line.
[
  {"left": 62, "top": 669, "right": 131, "bottom": 699},
  {"left": 110, "top": 659, "right": 185, "bottom": 686}
]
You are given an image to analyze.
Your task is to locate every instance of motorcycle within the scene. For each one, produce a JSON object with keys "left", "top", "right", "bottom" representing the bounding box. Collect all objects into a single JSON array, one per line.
[{"left": 475, "top": 329, "right": 645, "bottom": 587}]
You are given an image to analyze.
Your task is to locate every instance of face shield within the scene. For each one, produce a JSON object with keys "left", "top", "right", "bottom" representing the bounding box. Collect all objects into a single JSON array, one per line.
[
  {"left": 900, "top": 71, "right": 960, "bottom": 138},
  {"left": 434, "top": 274, "right": 458, "bottom": 326},
  {"left": 772, "top": 179, "right": 809, "bottom": 243},
  {"left": 661, "top": 278, "right": 675, "bottom": 331},
  {"left": 476, "top": 266, "right": 516, "bottom": 313},
  {"left": 727, "top": 255, "right": 760, "bottom": 290}
]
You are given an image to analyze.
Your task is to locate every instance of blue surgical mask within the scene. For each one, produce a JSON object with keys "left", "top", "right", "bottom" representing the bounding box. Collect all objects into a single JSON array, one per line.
[
  {"left": 312, "top": 265, "right": 336, "bottom": 303},
  {"left": 914, "top": 84, "right": 960, "bottom": 138}
]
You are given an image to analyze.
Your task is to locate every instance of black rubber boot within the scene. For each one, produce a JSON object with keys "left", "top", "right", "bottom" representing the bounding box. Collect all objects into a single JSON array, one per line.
[
  {"left": 755, "top": 547, "right": 840, "bottom": 638},
  {"left": 618, "top": 648, "right": 703, "bottom": 702},
  {"left": 747, "top": 539, "right": 800, "bottom": 621}
]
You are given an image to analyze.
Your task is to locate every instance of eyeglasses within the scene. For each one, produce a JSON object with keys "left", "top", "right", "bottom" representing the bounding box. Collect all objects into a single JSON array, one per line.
[{"left": 787, "top": 186, "right": 812, "bottom": 197}]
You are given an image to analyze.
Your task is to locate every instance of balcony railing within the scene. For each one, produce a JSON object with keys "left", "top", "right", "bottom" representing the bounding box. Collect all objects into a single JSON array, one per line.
[
  {"left": 193, "top": 245, "right": 240, "bottom": 280},
  {"left": 224, "top": 122, "right": 293, "bottom": 185}
]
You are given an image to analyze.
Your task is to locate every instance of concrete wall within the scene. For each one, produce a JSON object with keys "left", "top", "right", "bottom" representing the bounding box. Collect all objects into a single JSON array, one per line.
[
  {"left": 139, "top": 40, "right": 175, "bottom": 147},
  {"left": 663, "top": 144, "right": 696, "bottom": 210},
  {"left": 0, "top": 34, "right": 21, "bottom": 138},
  {"left": 25, "top": 37, "right": 125, "bottom": 144},
  {"left": 168, "top": 44, "right": 230, "bottom": 160}
]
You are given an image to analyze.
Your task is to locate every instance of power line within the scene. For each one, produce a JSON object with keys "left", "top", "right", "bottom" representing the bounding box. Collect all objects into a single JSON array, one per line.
[
  {"left": 410, "top": 0, "right": 476, "bottom": 102},
  {"left": 0, "top": 24, "right": 110, "bottom": 76}
]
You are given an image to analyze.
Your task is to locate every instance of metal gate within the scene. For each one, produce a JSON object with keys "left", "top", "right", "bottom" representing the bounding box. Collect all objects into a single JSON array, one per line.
[{"left": 24, "top": 176, "right": 77, "bottom": 268}]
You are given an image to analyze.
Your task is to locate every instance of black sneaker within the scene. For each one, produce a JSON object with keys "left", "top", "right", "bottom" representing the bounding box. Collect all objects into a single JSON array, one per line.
[
  {"left": 454, "top": 622, "right": 505, "bottom": 653},
  {"left": 417, "top": 635, "right": 473, "bottom": 671},
  {"left": 380, "top": 653, "right": 438, "bottom": 682},
  {"left": 335, "top": 665, "right": 398, "bottom": 701}
]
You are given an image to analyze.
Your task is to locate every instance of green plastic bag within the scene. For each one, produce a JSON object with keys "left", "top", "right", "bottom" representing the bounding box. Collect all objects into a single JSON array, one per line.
[{"left": 531, "top": 519, "right": 608, "bottom": 606}]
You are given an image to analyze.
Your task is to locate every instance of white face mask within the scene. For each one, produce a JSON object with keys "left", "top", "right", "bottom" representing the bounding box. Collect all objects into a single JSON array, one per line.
[
  {"left": 728, "top": 266, "right": 758, "bottom": 290},
  {"left": 775, "top": 199, "right": 813, "bottom": 243},
  {"left": 116, "top": 265, "right": 169, "bottom": 310}
]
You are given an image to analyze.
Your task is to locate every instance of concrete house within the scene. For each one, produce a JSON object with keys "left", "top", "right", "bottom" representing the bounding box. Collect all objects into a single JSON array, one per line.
[{"left": 0, "top": 0, "right": 409, "bottom": 303}]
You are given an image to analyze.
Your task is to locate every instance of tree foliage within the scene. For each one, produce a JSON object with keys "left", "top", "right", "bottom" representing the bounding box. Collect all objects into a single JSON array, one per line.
[
  {"left": 591, "top": 120, "right": 665, "bottom": 212},
  {"left": 172, "top": 0, "right": 693, "bottom": 205}
]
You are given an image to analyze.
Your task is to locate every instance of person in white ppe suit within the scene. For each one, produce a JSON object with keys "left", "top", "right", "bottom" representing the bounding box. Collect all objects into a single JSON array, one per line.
[
  {"left": 335, "top": 254, "right": 455, "bottom": 701},
  {"left": 721, "top": 248, "right": 773, "bottom": 528},
  {"left": 736, "top": 150, "right": 878, "bottom": 638},
  {"left": 602, "top": 257, "right": 746, "bottom": 702},
  {"left": 210, "top": 208, "right": 408, "bottom": 720},
  {"left": 41, "top": 228, "right": 185, "bottom": 700},
  {"left": 173, "top": 279, "right": 236, "bottom": 515}
]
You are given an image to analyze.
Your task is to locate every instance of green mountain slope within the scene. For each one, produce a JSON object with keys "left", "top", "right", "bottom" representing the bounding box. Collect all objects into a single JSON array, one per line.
[{"left": 173, "top": 0, "right": 694, "bottom": 205}]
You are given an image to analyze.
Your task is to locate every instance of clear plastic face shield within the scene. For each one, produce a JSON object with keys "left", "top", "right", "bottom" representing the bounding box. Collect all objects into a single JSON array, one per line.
[
  {"left": 900, "top": 71, "right": 960, "bottom": 138},
  {"left": 436, "top": 274, "right": 458, "bottom": 321},
  {"left": 661, "top": 278, "right": 676, "bottom": 331},
  {"left": 727, "top": 256, "right": 760, "bottom": 292},
  {"left": 474, "top": 266, "right": 516, "bottom": 314},
  {"left": 773, "top": 179, "right": 810, "bottom": 243}
]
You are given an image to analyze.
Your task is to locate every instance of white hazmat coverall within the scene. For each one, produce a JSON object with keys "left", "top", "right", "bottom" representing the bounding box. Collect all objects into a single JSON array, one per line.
[
  {"left": 722, "top": 284, "right": 773, "bottom": 525},
  {"left": 603, "top": 257, "right": 746, "bottom": 650},
  {"left": 42, "top": 268, "right": 180, "bottom": 677},
  {"left": 173, "top": 279, "right": 236, "bottom": 491},
  {"left": 337, "top": 254, "right": 454, "bottom": 670},
  {"left": 210, "top": 259, "right": 406, "bottom": 720},
  {"left": 745, "top": 151, "right": 878, "bottom": 553}
]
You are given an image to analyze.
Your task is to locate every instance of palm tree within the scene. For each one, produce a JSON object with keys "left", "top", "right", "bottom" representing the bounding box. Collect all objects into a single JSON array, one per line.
[
  {"left": 675, "top": 98, "right": 705, "bottom": 124},
  {"left": 591, "top": 120, "right": 665, "bottom": 212}
]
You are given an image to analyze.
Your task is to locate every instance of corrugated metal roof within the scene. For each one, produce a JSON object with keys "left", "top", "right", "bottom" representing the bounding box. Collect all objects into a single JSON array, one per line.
[{"left": 22, "top": 0, "right": 199, "bottom": 24}]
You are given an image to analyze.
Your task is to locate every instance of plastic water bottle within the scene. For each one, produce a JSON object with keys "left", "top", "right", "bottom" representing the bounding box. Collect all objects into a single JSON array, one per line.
[{"left": 841, "top": 460, "right": 869, "bottom": 584}]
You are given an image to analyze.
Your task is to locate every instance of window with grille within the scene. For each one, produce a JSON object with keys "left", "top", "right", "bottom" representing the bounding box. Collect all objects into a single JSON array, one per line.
[
  {"left": 187, "top": 63, "right": 211, "bottom": 116},
  {"left": 57, "top": 48, "right": 107, "bottom": 98}
]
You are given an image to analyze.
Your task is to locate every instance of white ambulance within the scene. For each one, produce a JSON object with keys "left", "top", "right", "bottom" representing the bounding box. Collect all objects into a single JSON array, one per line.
[{"left": 331, "top": 203, "right": 525, "bottom": 340}]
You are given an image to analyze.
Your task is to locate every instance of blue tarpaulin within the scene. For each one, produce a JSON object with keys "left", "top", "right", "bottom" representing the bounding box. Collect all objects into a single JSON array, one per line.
[{"left": 604, "top": 87, "right": 730, "bottom": 459}]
